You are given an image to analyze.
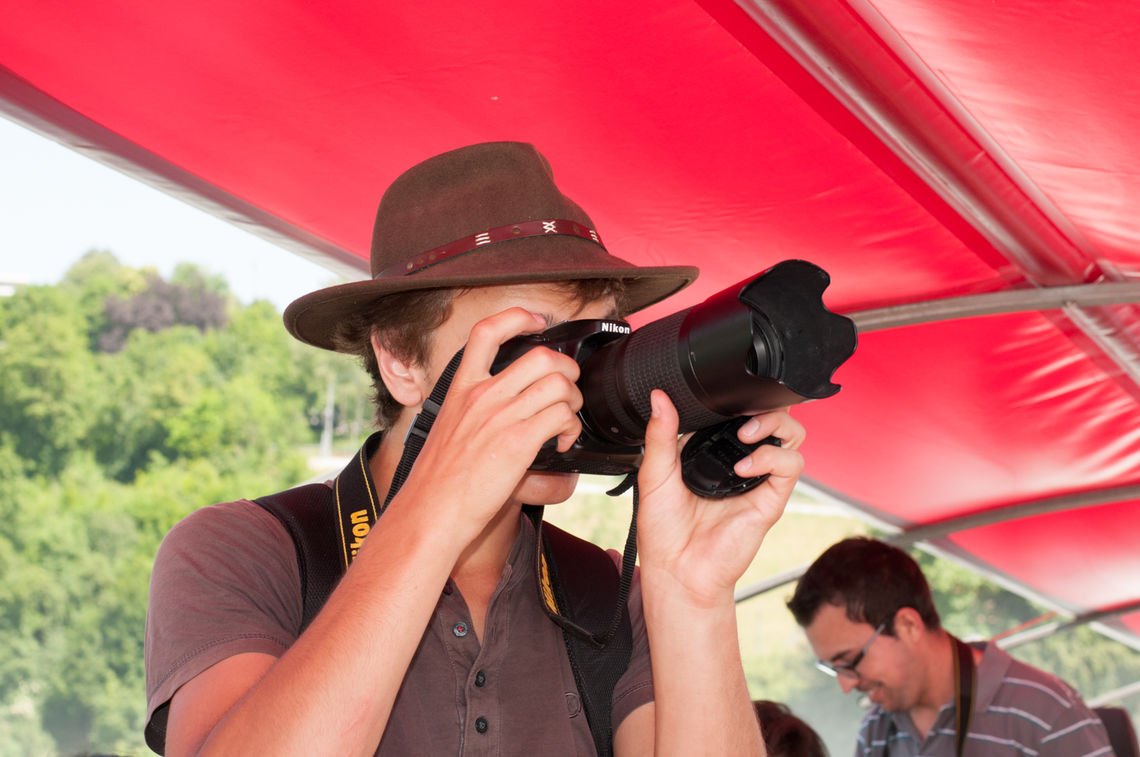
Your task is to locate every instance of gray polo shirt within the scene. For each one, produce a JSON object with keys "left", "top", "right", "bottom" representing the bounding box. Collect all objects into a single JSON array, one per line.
[
  {"left": 853, "top": 641, "right": 1111, "bottom": 756},
  {"left": 145, "top": 499, "right": 654, "bottom": 755}
]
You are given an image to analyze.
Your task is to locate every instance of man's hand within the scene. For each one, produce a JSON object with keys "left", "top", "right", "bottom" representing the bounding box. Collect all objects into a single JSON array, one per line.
[
  {"left": 390, "top": 307, "right": 584, "bottom": 541},
  {"left": 636, "top": 389, "right": 805, "bottom": 607},
  {"left": 634, "top": 390, "right": 798, "bottom": 756}
]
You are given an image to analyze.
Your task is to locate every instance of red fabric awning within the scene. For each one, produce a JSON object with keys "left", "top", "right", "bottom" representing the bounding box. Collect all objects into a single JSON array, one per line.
[{"left": 4, "top": 0, "right": 1139, "bottom": 644}]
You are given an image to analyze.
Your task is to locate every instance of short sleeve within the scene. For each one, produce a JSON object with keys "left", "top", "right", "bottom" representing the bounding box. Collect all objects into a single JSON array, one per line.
[{"left": 143, "top": 500, "right": 303, "bottom": 752}]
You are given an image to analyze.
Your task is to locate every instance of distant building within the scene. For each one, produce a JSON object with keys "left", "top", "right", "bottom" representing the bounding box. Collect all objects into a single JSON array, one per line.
[{"left": 0, "top": 273, "right": 30, "bottom": 297}]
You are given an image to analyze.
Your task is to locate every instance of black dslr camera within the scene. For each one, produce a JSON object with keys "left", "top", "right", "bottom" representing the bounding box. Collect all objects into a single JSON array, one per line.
[{"left": 491, "top": 260, "right": 857, "bottom": 497}]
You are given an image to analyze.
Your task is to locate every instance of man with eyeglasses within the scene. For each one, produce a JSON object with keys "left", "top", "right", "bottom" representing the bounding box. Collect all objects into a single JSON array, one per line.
[{"left": 786, "top": 537, "right": 1110, "bottom": 756}]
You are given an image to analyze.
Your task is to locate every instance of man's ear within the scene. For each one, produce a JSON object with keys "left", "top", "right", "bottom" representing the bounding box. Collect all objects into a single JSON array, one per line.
[
  {"left": 372, "top": 331, "right": 429, "bottom": 408},
  {"left": 893, "top": 606, "right": 927, "bottom": 644}
]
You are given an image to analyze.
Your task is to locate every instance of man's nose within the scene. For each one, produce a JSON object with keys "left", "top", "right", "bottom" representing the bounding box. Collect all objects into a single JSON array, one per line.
[{"left": 838, "top": 675, "right": 859, "bottom": 694}]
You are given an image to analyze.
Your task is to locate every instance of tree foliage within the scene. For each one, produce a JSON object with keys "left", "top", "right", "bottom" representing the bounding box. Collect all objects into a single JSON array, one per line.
[
  {"left": 0, "top": 285, "right": 101, "bottom": 476},
  {"left": 0, "top": 251, "right": 360, "bottom": 755},
  {"left": 97, "top": 266, "right": 228, "bottom": 353}
]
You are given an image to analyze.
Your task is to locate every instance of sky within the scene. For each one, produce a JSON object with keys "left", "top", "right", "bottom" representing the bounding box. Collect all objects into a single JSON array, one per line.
[{"left": 0, "top": 116, "right": 345, "bottom": 311}]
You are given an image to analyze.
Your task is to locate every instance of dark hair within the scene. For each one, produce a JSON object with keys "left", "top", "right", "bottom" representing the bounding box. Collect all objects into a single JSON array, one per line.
[
  {"left": 331, "top": 279, "right": 627, "bottom": 429},
  {"left": 753, "top": 700, "right": 829, "bottom": 757},
  {"left": 786, "top": 537, "right": 941, "bottom": 633}
]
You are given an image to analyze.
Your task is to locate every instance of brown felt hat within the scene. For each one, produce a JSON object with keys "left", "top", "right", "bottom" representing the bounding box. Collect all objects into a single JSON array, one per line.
[{"left": 284, "top": 141, "right": 698, "bottom": 351}]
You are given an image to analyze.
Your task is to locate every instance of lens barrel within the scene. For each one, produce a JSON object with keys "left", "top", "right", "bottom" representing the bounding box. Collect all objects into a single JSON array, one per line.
[{"left": 578, "top": 260, "right": 855, "bottom": 446}]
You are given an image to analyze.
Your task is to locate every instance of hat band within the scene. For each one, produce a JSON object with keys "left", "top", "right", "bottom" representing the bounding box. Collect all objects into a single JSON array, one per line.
[{"left": 377, "top": 219, "right": 607, "bottom": 279}]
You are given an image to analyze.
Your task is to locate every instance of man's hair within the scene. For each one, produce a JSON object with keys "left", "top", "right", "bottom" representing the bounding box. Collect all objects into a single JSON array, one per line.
[
  {"left": 786, "top": 537, "right": 941, "bottom": 633},
  {"left": 330, "top": 279, "right": 628, "bottom": 429},
  {"left": 752, "top": 700, "right": 829, "bottom": 757}
]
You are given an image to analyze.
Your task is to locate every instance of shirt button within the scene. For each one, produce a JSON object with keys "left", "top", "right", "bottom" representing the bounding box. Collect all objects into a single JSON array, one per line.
[
  {"left": 453, "top": 622, "right": 468, "bottom": 637},
  {"left": 442, "top": 580, "right": 453, "bottom": 595},
  {"left": 475, "top": 716, "right": 489, "bottom": 734},
  {"left": 475, "top": 670, "right": 486, "bottom": 687}
]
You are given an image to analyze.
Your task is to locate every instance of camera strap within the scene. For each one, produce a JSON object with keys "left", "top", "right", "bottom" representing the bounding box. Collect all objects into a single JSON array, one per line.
[
  {"left": 951, "top": 636, "right": 977, "bottom": 757},
  {"left": 385, "top": 348, "right": 465, "bottom": 509}
]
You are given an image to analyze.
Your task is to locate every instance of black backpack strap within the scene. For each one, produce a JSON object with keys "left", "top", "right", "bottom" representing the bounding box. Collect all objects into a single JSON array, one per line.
[
  {"left": 526, "top": 505, "right": 636, "bottom": 757},
  {"left": 252, "top": 482, "right": 341, "bottom": 632},
  {"left": 252, "top": 431, "right": 384, "bottom": 632}
]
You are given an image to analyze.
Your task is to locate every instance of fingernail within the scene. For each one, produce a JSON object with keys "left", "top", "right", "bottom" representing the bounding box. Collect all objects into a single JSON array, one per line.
[
  {"left": 736, "top": 457, "right": 753, "bottom": 474},
  {"left": 741, "top": 418, "right": 760, "bottom": 436}
]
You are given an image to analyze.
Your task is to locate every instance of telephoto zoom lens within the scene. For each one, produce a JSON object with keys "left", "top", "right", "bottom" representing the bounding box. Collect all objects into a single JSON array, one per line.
[{"left": 577, "top": 260, "right": 856, "bottom": 446}]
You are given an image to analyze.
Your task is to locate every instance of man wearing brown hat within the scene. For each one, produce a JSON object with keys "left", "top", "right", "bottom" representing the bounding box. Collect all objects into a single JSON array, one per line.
[{"left": 144, "top": 141, "right": 805, "bottom": 756}]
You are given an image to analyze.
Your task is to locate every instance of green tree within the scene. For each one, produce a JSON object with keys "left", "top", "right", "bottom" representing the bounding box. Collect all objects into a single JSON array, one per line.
[
  {"left": 98, "top": 269, "right": 228, "bottom": 353},
  {"left": 0, "top": 453, "right": 141, "bottom": 755},
  {"left": 59, "top": 248, "right": 146, "bottom": 349},
  {"left": 91, "top": 325, "right": 222, "bottom": 479},
  {"left": 0, "top": 285, "right": 102, "bottom": 476},
  {"left": 0, "top": 254, "right": 338, "bottom": 754}
]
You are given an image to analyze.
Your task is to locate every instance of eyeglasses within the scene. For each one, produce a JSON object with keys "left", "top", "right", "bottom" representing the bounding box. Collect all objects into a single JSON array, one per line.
[{"left": 816, "top": 621, "right": 887, "bottom": 679}]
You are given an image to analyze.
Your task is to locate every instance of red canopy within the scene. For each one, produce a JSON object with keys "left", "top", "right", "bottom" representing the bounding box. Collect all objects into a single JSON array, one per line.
[{"left": 4, "top": 0, "right": 1139, "bottom": 649}]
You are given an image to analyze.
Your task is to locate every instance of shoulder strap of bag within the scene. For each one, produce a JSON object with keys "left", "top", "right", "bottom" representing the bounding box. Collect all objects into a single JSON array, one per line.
[
  {"left": 525, "top": 505, "right": 634, "bottom": 757},
  {"left": 253, "top": 430, "right": 384, "bottom": 631},
  {"left": 252, "top": 482, "right": 341, "bottom": 631}
]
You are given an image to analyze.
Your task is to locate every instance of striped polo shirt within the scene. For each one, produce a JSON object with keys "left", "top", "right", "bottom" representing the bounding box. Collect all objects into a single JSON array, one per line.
[{"left": 854, "top": 641, "right": 1111, "bottom": 756}]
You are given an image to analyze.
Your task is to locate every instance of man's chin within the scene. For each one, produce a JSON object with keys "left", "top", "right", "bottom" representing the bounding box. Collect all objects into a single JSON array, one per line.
[
  {"left": 513, "top": 470, "right": 580, "bottom": 505},
  {"left": 863, "top": 685, "right": 898, "bottom": 712}
]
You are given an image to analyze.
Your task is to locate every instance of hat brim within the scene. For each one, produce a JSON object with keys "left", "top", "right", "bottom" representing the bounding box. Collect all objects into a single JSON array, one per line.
[{"left": 284, "top": 236, "right": 698, "bottom": 351}]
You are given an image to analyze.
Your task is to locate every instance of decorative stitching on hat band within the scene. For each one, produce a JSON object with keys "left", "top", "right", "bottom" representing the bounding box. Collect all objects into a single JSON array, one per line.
[{"left": 377, "top": 219, "right": 606, "bottom": 279}]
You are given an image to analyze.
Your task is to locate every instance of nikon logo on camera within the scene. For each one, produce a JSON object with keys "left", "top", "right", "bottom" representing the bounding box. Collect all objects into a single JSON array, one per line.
[{"left": 600, "top": 321, "right": 630, "bottom": 334}]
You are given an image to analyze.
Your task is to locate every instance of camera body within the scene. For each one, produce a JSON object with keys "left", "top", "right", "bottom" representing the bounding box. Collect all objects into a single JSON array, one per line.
[
  {"left": 491, "top": 260, "right": 858, "bottom": 481},
  {"left": 492, "top": 318, "right": 643, "bottom": 475}
]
